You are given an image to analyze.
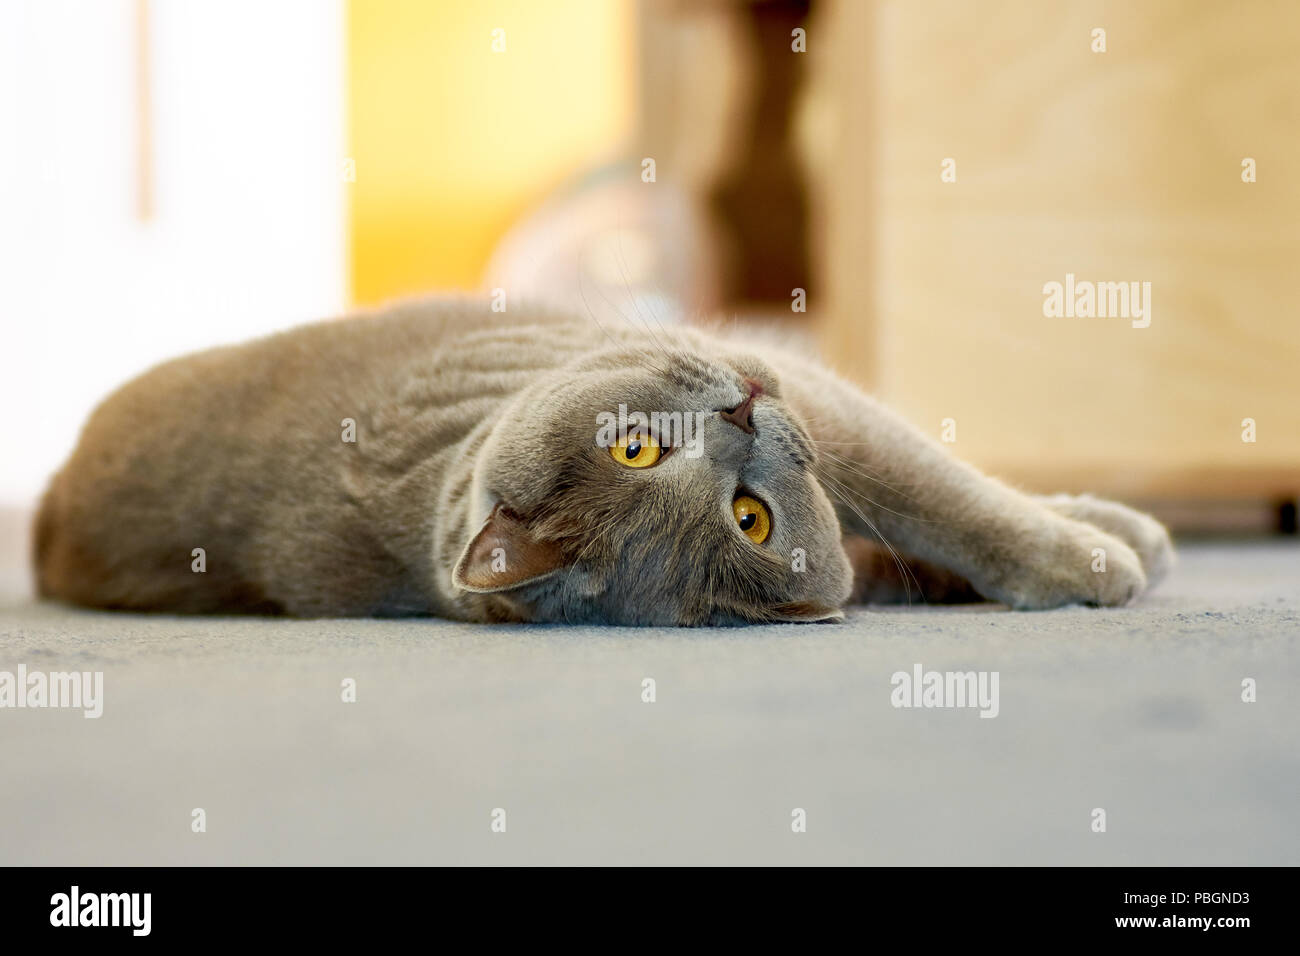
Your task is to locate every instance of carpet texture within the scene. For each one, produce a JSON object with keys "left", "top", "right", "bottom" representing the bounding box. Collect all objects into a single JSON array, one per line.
[{"left": 1, "top": 541, "right": 1296, "bottom": 865}]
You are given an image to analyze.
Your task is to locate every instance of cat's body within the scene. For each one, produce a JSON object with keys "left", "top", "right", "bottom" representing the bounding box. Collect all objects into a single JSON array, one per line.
[{"left": 35, "top": 299, "right": 1173, "bottom": 625}]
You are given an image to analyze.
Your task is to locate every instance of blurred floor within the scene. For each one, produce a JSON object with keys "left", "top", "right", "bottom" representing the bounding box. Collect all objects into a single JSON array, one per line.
[{"left": 0, "top": 540, "right": 1296, "bottom": 865}]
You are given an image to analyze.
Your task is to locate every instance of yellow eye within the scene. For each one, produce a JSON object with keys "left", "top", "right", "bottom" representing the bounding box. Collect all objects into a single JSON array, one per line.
[
  {"left": 610, "top": 432, "right": 662, "bottom": 469},
  {"left": 732, "top": 495, "right": 771, "bottom": 544}
]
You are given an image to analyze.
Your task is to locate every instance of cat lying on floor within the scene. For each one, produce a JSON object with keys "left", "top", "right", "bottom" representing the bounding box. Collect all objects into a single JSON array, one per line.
[{"left": 34, "top": 299, "right": 1173, "bottom": 624}]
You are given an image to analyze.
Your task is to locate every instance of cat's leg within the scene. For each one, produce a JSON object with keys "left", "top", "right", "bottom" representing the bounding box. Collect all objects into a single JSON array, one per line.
[
  {"left": 1036, "top": 493, "right": 1175, "bottom": 585},
  {"left": 775, "top": 362, "right": 1151, "bottom": 609}
]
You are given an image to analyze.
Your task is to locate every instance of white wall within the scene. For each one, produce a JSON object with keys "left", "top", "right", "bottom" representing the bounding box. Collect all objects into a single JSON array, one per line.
[{"left": 0, "top": 0, "right": 346, "bottom": 506}]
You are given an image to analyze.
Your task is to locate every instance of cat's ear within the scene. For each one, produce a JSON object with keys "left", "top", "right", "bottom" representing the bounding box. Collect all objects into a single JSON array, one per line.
[{"left": 452, "top": 504, "right": 569, "bottom": 593}]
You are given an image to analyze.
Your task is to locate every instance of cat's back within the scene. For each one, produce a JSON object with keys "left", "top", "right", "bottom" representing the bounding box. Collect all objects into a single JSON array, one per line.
[
  {"left": 57, "top": 297, "right": 584, "bottom": 441},
  {"left": 233, "top": 296, "right": 587, "bottom": 382},
  {"left": 32, "top": 298, "right": 589, "bottom": 612}
]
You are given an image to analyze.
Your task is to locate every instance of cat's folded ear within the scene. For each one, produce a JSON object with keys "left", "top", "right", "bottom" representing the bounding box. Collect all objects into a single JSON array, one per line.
[{"left": 452, "top": 504, "right": 569, "bottom": 593}]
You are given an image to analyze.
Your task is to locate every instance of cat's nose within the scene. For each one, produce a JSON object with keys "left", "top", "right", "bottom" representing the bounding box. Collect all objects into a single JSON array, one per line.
[{"left": 719, "top": 378, "right": 762, "bottom": 434}]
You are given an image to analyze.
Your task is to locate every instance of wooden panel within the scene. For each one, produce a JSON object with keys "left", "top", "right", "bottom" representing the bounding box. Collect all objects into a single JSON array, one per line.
[{"left": 815, "top": 0, "right": 1300, "bottom": 500}]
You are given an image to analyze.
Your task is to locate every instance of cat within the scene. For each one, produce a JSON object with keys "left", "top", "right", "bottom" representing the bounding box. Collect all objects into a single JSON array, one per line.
[{"left": 33, "top": 297, "right": 1173, "bottom": 625}]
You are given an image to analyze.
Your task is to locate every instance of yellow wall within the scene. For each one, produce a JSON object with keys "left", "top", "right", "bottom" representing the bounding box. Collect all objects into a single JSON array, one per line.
[{"left": 347, "top": 0, "right": 634, "bottom": 304}]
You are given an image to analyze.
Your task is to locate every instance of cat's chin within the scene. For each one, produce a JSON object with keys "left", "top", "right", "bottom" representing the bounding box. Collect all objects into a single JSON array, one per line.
[
  {"left": 694, "top": 603, "right": 846, "bottom": 627},
  {"left": 478, "top": 594, "right": 848, "bottom": 627},
  {"left": 769, "top": 603, "right": 845, "bottom": 624}
]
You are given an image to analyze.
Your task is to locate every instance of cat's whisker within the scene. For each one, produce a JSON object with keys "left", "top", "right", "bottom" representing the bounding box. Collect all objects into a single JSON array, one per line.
[
  {"left": 817, "top": 447, "right": 906, "bottom": 485},
  {"left": 611, "top": 233, "right": 675, "bottom": 354},
  {"left": 819, "top": 471, "right": 925, "bottom": 606},
  {"left": 803, "top": 433, "right": 923, "bottom": 481},
  {"left": 591, "top": 274, "right": 653, "bottom": 341},
  {"left": 821, "top": 481, "right": 918, "bottom": 607},
  {"left": 816, "top": 458, "right": 931, "bottom": 522},
  {"left": 819, "top": 451, "right": 928, "bottom": 504},
  {"left": 811, "top": 443, "right": 901, "bottom": 474},
  {"left": 833, "top": 474, "right": 929, "bottom": 605},
  {"left": 576, "top": 271, "right": 673, "bottom": 379},
  {"left": 823, "top": 465, "right": 923, "bottom": 510},
  {"left": 575, "top": 271, "right": 631, "bottom": 352}
]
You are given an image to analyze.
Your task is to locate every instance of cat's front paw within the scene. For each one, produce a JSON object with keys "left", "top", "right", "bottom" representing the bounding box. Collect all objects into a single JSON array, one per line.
[
  {"left": 993, "top": 522, "right": 1148, "bottom": 610},
  {"left": 1039, "top": 493, "right": 1175, "bottom": 586}
]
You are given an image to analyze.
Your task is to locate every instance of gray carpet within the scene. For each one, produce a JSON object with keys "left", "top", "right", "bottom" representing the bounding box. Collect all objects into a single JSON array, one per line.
[{"left": 1, "top": 541, "right": 1296, "bottom": 865}]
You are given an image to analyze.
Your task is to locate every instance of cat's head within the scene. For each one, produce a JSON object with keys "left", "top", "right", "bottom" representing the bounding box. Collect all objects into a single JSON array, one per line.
[{"left": 452, "top": 339, "right": 852, "bottom": 625}]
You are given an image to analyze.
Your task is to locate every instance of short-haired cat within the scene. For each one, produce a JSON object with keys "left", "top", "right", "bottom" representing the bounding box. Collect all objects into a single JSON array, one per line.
[{"left": 35, "top": 299, "right": 1173, "bottom": 624}]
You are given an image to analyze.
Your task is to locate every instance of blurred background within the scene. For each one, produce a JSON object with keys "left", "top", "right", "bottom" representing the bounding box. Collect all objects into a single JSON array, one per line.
[{"left": 2, "top": 0, "right": 1298, "bottom": 576}]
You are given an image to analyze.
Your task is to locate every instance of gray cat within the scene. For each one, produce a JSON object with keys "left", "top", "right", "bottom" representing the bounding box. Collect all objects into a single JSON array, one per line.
[{"left": 34, "top": 298, "right": 1173, "bottom": 624}]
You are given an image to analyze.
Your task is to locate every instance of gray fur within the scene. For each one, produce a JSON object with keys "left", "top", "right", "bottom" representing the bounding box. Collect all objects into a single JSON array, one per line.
[{"left": 34, "top": 298, "right": 1173, "bottom": 625}]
